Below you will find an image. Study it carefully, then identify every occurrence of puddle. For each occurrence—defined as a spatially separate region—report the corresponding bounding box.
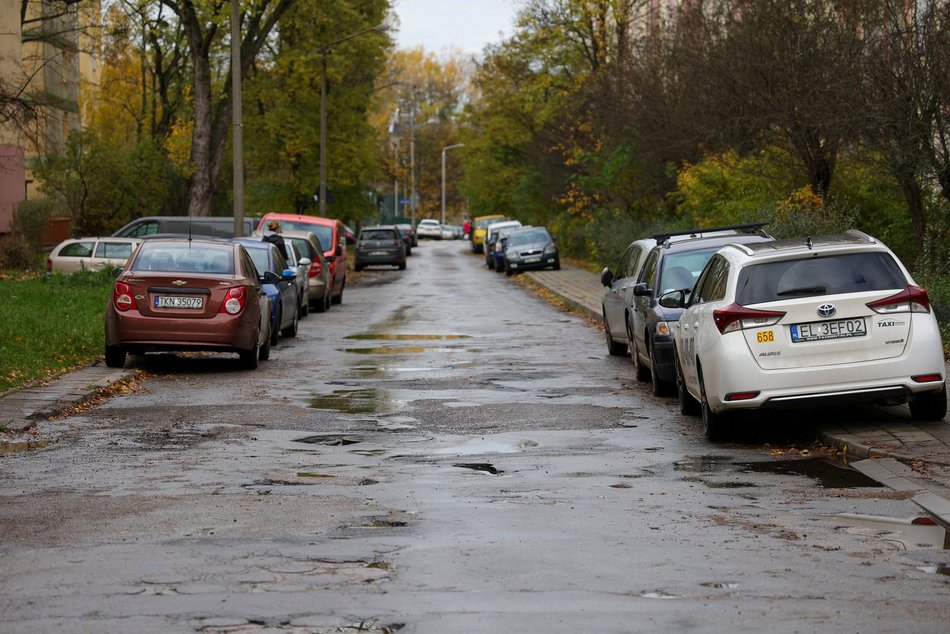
[682,476,757,489]
[0,439,49,453]
[639,591,680,600]
[610,483,633,489]
[295,435,362,446]
[825,513,949,551]
[917,564,950,576]
[350,449,387,456]
[454,463,503,475]
[309,388,390,414]
[296,472,336,478]
[436,438,536,455]
[701,581,740,589]
[674,455,734,473]
[345,333,471,341]
[738,458,878,488]
[343,347,452,355]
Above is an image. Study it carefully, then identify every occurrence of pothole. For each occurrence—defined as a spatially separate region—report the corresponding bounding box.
[454,463,504,475]
[295,435,362,446]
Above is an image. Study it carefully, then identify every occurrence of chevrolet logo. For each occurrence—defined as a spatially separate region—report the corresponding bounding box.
[172,280,189,287]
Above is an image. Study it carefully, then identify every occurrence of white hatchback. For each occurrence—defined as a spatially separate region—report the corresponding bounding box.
[416,219,443,239]
[47,237,142,274]
[665,231,946,439]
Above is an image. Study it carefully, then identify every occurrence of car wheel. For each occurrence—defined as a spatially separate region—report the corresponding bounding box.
[675,350,699,416]
[650,341,672,397]
[505,262,513,276]
[282,305,298,337]
[258,326,271,361]
[909,383,947,421]
[355,264,364,272]
[332,280,344,305]
[699,367,726,441]
[399,261,406,270]
[301,295,309,317]
[406,247,412,256]
[270,309,280,346]
[239,341,260,370]
[104,344,126,368]
[628,320,649,382]
[314,290,328,313]
[604,311,628,356]
[553,257,561,270]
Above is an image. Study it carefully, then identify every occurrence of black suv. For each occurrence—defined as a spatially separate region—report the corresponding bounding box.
[628,224,772,395]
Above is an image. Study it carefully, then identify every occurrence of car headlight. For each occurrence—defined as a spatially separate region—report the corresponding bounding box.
[544,244,557,255]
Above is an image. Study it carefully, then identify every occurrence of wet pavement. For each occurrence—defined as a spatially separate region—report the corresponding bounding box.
[1,241,949,633]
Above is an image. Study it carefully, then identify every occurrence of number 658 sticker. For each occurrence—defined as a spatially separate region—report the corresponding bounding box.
[756,330,775,343]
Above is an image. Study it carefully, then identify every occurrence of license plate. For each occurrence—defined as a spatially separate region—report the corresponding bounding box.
[790,318,866,343]
[155,295,203,309]
[371,251,387,256]
[524,257,541,264]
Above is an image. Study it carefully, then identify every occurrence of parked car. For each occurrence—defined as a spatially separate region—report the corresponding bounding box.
[440,224,456,240]
[281,230,332,313]
[47,237,141,273]
[502,226,559,275]
[103,238,270,370]
[234,239,299,345]
[395,224,415,254]
[626,223,772,396]
[484,220,522,269]
[416,218,443,240]
[354,225,407,271]
[471,214,506,253]
[236,238,309,320]
[665,230,947,439]
[256,214,347,305]
[112,216,257,238]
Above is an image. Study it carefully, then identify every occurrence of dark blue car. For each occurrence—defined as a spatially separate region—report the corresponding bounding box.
[231,239,299,345]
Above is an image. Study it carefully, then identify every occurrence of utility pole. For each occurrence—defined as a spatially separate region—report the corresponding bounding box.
[231,0,244,236]
[441,144,465,224]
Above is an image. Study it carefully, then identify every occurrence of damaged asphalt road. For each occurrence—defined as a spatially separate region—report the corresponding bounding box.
[1,240,948,633]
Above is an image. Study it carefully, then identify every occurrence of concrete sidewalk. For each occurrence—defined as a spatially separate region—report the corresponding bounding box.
[525,262,950,489]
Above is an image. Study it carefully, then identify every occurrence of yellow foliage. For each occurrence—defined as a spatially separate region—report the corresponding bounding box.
[167,119,194,178]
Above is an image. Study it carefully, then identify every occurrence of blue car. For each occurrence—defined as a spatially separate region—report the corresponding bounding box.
[231,239,299,346]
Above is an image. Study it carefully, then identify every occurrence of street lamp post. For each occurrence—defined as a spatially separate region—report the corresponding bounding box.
[441,143,465,225]
[318,23,387,216]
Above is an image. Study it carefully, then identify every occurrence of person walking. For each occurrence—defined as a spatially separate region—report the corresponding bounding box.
[262,220,286,252]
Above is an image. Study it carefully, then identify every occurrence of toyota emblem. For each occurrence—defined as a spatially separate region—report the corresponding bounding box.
[817,303,836,317]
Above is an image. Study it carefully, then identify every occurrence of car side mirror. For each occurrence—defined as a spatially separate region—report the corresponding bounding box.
[335,244,343,257]
[600,267,614,287]
[658,289,687,309]
[281,268,296,280]
[111,266,124,278]
[262,270,280,283]
[633,283,652,297]
[299,257,312,267]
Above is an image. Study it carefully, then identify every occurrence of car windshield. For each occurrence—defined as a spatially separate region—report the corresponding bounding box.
[736,252,907,305]
[289,238,313,259]
[133,243,234,274]
[657,247,719,294]
[508,229,550,247]
[275,221,332,251]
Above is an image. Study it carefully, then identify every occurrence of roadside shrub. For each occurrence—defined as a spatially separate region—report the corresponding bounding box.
[0,198,62,270]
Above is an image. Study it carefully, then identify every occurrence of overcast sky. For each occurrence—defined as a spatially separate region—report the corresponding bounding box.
[393,0,522,55]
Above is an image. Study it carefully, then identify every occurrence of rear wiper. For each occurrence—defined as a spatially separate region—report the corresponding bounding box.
[777,286,827,296]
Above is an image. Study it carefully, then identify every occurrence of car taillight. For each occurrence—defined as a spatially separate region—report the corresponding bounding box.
[309,261,322,277]
[113,282,136,312]
[46,258,52,272]
[866,285,931,314]
[219,286,246,315]
[713,303,786,334]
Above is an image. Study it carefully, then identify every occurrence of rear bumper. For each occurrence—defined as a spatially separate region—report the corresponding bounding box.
[105,306,259,352]
[355,250,405,266]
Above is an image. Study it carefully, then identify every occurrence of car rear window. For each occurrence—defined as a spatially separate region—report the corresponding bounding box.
[360,229,397,241]
[133,243,234,274]
[736,252,907,305]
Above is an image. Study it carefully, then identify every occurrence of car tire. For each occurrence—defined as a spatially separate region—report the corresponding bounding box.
[239,341,260,370]
[699,367,726,441]
[301,295,309,317]
[650,341,672,397]
[270,309,280,346]
[628,321,649,382]
[355,264,364,272]
[675,350,699,416]
[332,280,344,305]
[399,261,406,270]
[909,384,947,421]
[604,311,628,356]
[258,327,271,361]
[104,344,126,368]
[553,257,561,270]
[505,262,513,276]
[314,290,328,313]
[282,306,298,337]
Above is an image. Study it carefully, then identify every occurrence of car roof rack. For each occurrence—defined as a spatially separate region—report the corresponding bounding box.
[651,222,769,245]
